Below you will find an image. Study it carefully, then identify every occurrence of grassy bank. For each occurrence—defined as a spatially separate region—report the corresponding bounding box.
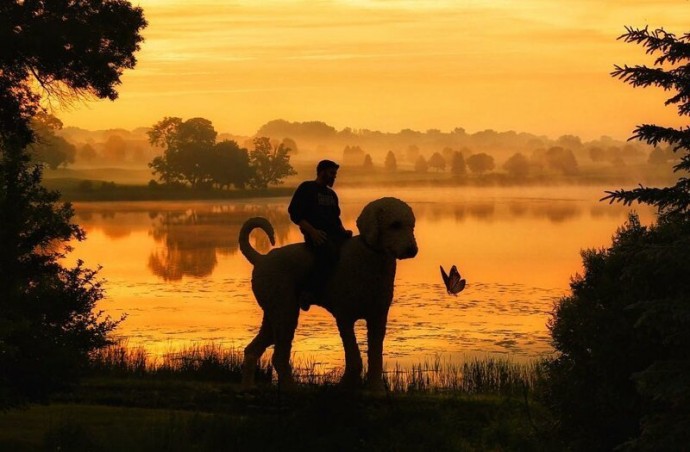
[0,344,557,451]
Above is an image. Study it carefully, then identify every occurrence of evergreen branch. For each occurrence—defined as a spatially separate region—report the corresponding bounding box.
[611,65,677,90]
[602,180,690,215]
[631,124,690,151]
[618,26,690,65]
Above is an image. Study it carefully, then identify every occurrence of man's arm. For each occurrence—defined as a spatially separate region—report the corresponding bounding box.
[298,219,328,245]
[288,183,328,245]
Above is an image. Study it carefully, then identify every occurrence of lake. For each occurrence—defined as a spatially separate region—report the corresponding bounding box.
[69,185,655,369]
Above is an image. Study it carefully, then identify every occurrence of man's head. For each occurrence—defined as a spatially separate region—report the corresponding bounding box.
[316,159,339,187]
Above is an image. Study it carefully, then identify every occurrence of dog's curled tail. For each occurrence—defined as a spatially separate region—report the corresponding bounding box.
[239,217,275,265]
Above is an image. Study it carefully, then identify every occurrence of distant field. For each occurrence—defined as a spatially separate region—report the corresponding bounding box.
[40,162,677,203]
[44,167,154,185]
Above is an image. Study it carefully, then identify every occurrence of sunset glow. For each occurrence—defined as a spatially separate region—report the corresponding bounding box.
[58,0,689,140]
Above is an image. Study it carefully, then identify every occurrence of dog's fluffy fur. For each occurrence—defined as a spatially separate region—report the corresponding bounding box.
[239,197,418,390]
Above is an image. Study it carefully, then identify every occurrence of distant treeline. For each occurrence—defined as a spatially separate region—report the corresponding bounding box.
[33,115,678,187]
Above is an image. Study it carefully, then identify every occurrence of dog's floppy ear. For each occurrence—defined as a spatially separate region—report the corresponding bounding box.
[357,201,381,247]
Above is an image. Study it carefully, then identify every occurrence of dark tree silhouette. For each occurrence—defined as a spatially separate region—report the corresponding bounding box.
[427,152,446,172]
[210,140,252,189]
[414,155,428,173]
[384,150,397,171]
[363,153,374,169]
[503,152,530,179]
[0,0,146,403]
[28,113,76,169]
[466,152,495,175]
[544,146,578,175]
[544,26,690,450]
[148,117,217,188]
[604,26,690,215]
[248,137,296,189]
[450,151,467,178]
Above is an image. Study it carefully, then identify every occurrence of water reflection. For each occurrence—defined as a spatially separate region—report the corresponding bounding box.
[146,205,293,280]
[69,188,655,366]
[74,196,645,282]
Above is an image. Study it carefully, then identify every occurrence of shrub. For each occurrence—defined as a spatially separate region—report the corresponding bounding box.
[543,213,690,450]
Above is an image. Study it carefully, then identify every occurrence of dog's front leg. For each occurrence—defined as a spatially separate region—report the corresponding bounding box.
[365,313,388,393]
[337,318,363,388]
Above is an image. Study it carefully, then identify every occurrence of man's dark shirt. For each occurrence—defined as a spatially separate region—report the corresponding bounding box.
[288,181,345,245]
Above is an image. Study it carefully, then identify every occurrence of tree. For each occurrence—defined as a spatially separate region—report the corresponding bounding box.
[545,26,690,450]
[78,143,98,164]
[384,150,397,171]
[27,113,76,169]
[1,1,146,148]
[604,27,690,215]
[466,152,495,175]
[405,145,420,163]
[102,134,127,164]
[427,152,446,172]
[503,152,530,179]
[648,146,674,165]
[450,151,467,178]
[148,117,217,188]
[589,146,607,162]
[545,214,690,450]
[281,137,299,155]
[556,134,582,149]
[544,146,578,175]
[248,137,296,189]
[343,145,365,165]
[414,155,428,173]
[209,140,252,189]
[363,153,374,170]
[1,0,146,403]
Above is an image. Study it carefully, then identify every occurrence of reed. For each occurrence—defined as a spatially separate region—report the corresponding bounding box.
[88,343,540,395]
[88,342,274,383]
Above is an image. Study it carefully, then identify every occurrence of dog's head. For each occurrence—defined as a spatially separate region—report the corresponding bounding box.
[356,197,418,259]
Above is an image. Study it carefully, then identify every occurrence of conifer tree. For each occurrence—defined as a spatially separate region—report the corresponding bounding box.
[545,26,690,450]
[604,27,690,216]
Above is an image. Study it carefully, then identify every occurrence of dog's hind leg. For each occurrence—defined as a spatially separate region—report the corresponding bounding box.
[271,307,299,390]
[242,314,274,389]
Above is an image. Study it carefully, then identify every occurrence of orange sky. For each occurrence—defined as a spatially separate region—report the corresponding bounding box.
[58,0,689,140]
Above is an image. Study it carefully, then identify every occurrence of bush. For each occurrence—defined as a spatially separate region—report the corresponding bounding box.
[543,213,690,450]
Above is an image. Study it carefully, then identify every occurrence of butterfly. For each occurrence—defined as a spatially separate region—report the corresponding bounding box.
[440,265,466,296]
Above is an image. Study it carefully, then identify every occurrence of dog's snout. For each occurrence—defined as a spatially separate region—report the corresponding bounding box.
[404,244,418,259]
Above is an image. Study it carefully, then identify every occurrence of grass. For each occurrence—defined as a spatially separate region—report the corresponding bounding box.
[87,343,540,396]
[0,343,557,450]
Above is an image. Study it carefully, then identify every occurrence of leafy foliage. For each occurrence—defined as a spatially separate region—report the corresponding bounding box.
[248,137,296,189]
[28,113,76,169]
[544,146,578,175]
[450,151,467,178]
[427,152,446,171]
[384,150,397,171]
[466,152,495,175]
[0,0,146,403]
[148,118,294,190]
[544,26,690,451]
[544,214,690,450]
[148,117,218,187]
[0,0,146,148]
[604,27,690,215]
[503,152,530,179]
[0,142,121,404]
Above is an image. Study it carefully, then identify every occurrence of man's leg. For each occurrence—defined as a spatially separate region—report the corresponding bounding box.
[299,240,337,311]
